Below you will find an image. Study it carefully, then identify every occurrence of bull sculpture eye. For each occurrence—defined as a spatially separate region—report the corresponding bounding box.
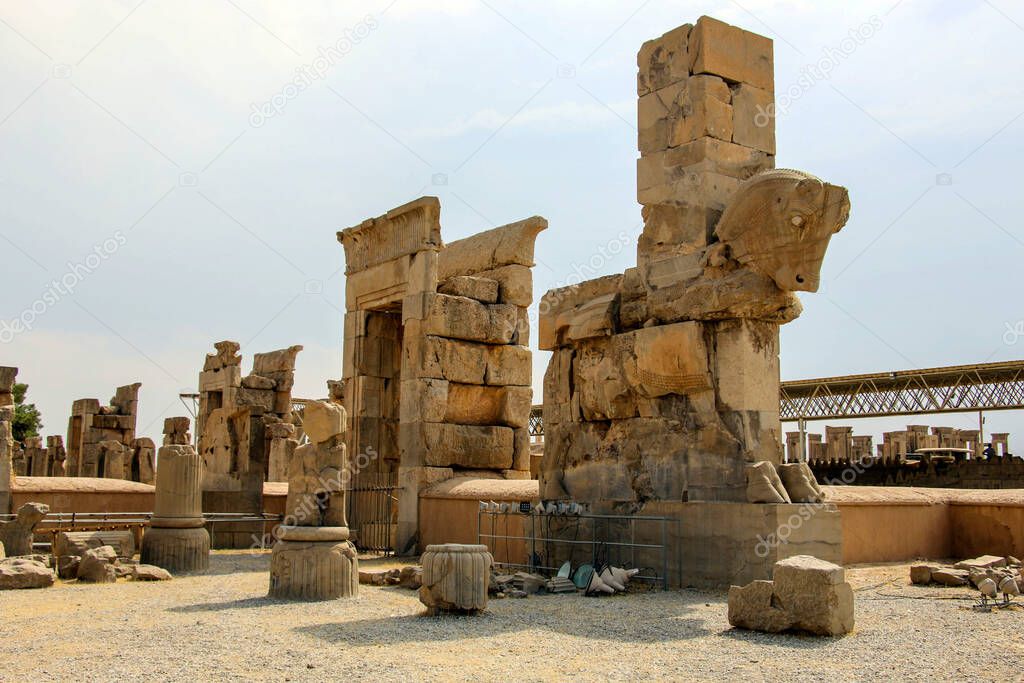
[790,214,805,228]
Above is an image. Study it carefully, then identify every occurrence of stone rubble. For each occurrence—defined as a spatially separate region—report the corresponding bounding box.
[728,555,854,636]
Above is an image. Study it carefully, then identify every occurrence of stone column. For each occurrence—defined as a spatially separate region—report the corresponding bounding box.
[141,417,210,573]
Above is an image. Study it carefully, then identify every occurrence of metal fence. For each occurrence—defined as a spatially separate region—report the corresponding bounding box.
[347,472,398,554]
[477,507,670,589]
[1,511,283,551]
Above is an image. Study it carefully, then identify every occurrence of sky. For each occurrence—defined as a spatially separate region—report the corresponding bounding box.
[1,0,1022,448]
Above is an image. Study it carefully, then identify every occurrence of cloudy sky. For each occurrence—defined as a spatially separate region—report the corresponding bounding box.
[1,0,1022,448]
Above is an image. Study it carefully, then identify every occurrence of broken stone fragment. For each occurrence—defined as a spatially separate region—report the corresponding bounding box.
[954,555,1007,571]
[133,564,173,581]
[241,374,276,390]
[910,564,940,585]
[931,569,970,587]
[728,555,853,636]
[777,462,824,503]
[688,15,774,92]
[302,400,347,444]
[77,546,119,583]
[0,502,49,557]
[745,461,790,504]
[0,557,54,590]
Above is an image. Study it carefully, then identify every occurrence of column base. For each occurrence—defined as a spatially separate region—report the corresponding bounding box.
[269,538,359,600]
[140,525,211,574]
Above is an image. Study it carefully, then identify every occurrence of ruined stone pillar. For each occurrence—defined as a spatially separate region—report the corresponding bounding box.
[269,399,358,600]
[0,367,16,514]
[140,417,210,573]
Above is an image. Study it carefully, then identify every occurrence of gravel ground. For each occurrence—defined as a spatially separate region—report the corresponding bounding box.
[1,552,1021,682]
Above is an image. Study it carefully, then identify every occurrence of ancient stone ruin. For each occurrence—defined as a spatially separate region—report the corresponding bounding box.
[140,417,210,573]
[197,341,302,529]
[65,383,141,479]
[537,16,850,586]
[338,197,544,550]
[0,502,49,557]
[728,555,854,636]
[419,543,492,614]
[269,397,358,600]
[0,367,16,512]
[45,435,67,477]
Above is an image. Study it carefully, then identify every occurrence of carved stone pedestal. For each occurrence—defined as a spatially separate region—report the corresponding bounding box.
[419,543,492,615]
[141,524,211,573]
[268,526,358,600]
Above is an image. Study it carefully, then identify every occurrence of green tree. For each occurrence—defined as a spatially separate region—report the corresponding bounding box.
[12,382,43,443]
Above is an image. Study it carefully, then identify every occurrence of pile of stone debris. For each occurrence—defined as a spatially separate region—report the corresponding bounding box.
[358,566,423,590]
[911,555,1022,592]
[0,512,173,590]
[490,566,642,599]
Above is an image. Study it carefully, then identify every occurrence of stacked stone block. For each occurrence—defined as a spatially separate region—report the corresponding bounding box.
[25,437,46,476]
[540,17,849,507]
[197,341,302,525]
[64,383,141,479]
[338,196,545,551]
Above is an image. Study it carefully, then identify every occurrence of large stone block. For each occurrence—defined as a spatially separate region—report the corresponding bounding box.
[399,379,449,424]
[539,275,622,350]
[688,15,774,91]
[483,345,531,386]
[438,275,499,303]
[420,423,514,469]
[641,501,844,588]
[471,264,533,306]
[303,400,347,444]
[670,75,733,146]
[729,556,854,636]
[412,336,487,385]
[0,558,54,590]
[637,23,692,95]
[731,83,775,153]
[424,294,517,345]
[638,79,686,152]
[627,322,713,397]
[713,319,779,412]
[437,216,547,280]
[444,384,532,428]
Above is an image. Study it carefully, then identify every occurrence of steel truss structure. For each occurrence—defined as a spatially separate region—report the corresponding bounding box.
[527,361,1024,433]
[780,360,1024,421]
